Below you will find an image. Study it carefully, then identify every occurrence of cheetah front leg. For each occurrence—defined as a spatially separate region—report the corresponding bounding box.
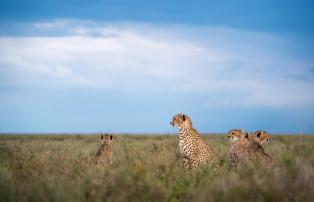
[229,152,238,170]
[183,157,191,172]
[190,157,199,170]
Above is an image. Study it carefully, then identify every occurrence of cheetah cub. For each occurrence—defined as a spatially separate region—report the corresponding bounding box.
[96,133,113,166]
[245,130,270,145]
[228,129,272,169]
[228,129,248,169]
[170,113,217,171]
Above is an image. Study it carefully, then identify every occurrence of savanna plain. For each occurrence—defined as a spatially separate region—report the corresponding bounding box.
[0,134,313,202]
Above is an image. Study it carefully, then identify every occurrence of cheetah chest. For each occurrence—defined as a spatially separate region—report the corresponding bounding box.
[179,139,190,157]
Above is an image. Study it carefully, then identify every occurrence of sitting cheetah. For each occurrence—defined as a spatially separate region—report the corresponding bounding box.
[96,133,113,166]
[170,113,217,171]
[228,129,248,169]
[245,130,270,145]
[228,129,272,169]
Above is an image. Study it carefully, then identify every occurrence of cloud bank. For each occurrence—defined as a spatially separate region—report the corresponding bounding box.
[0,19,313,108]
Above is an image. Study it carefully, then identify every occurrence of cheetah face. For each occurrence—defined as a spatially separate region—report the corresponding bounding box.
[170,113,188,128]
[228,129,243,142]
[255,130,270,144]
[100,133,113,145]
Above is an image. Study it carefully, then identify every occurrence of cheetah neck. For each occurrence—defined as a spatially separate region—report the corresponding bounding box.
[96,143,112,157]
[179,123,197,139]
[100,143,111,152]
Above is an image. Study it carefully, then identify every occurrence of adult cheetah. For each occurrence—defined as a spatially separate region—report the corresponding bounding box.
[228,129,272,169]
[96,133,113,166]
[170,113,217,171]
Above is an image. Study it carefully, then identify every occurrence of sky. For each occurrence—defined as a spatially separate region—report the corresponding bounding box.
[0,0,313,134]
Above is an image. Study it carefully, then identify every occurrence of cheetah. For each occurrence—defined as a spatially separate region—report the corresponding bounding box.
[245,130,270,145]
[96,133,113,166]
[170,113,217,171]
[228,129,272,169]
[228,129,248,169]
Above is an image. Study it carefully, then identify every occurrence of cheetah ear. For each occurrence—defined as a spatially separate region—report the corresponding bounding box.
[255,131,261,138]
[182,114,186,122]
[110,135,113,140]
[245,133,248,138]
[101,134,103,139]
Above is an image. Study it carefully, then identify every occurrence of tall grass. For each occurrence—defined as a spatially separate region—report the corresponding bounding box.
[0,134,313,202]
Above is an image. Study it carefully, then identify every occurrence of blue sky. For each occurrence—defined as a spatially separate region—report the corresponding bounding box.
[0,1,314,133]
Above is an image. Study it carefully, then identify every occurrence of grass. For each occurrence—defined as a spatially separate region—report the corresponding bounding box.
[0,134,314,202]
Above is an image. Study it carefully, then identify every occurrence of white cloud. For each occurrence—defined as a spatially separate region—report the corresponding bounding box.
[0,20,313,107]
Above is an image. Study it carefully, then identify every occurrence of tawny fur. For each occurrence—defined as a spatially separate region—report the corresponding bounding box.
[96,134,113,166]
[245,130,270,145]
[228,129,272,169]
[170,113,217,171]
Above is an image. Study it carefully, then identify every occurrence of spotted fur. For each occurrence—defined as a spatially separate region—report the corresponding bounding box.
[228,129,248,169]
[96,133,113,166]
[245,130,270,145]
[228,129,272,169]
[170,113,217,171]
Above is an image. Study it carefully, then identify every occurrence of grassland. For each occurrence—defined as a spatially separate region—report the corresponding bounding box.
[0,134,313,202]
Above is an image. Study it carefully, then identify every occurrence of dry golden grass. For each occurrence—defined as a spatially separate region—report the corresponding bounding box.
[0,134,314,202]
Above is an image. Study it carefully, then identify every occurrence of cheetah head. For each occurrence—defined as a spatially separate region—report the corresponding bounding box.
[170,113,191,128]
[228,129,244,142]
[100,133,113,145]
[254,130,270,144]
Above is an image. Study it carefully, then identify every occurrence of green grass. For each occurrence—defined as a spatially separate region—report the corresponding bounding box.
[0,134,314,202]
